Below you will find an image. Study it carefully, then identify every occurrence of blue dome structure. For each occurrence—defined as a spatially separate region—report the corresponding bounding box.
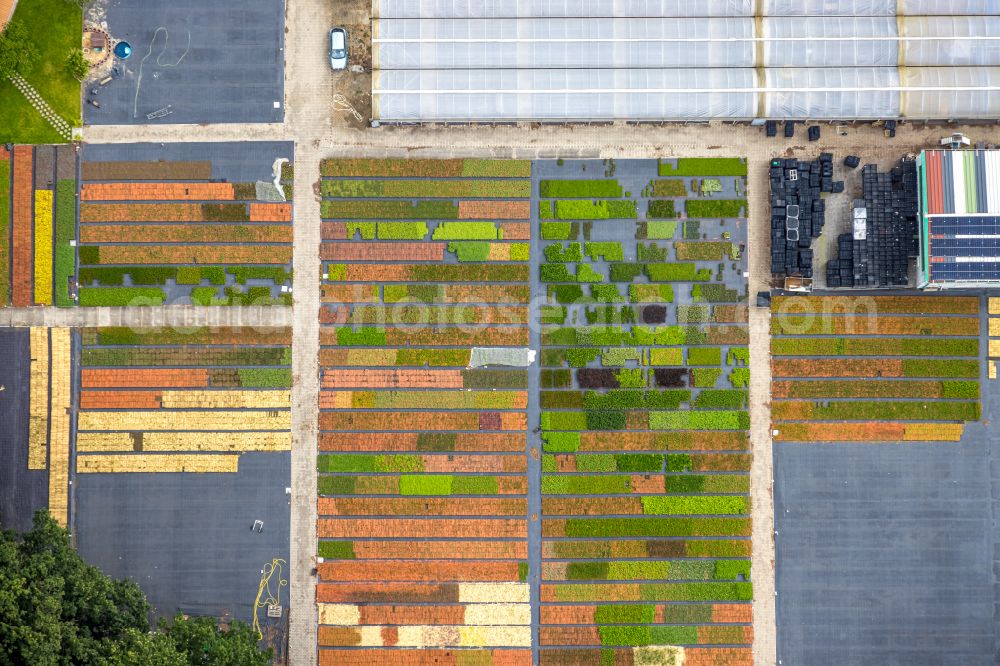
[114,41,132,59]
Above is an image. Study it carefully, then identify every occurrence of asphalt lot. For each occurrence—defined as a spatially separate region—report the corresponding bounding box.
[74,452,291,623]
[0,329,48,533]
[81,141,293,183]
[85,0,284,125]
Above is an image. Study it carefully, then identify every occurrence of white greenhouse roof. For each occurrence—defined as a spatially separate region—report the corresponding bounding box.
[371,2,1000,122]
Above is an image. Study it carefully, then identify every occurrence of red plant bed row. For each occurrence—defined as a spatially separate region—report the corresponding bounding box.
[772,358,903,378]
[318,560,522,583]
[321,242,445,262]
[249,203,292,221]
[318,518,528,539]
[775,421,964,442]
[80,390,163,409]
[318,432,525,452]
[81,368,210,389]
[320,411,528,432]
[11,146,33,307]
[457,200,531,219]
[81,182,235,201]
[322,369,465,389]
[318,497,527,516]
[80,224,293,243]
[318,649,530,666]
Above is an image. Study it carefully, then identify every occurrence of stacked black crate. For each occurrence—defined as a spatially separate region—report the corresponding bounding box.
[769,154,837,279]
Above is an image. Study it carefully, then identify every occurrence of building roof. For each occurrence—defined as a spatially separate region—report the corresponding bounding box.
[919,149,1000,285]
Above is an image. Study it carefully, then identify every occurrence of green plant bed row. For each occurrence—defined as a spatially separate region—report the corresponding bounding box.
[644,221,678,240]
[544,324,721,347]
[319,158,531,178]
[692,284,743,303]
[540,222,580,240]
[553,581,753,603]
[651,180,688,197]
[563,558,748,583]
[318,454,426,474]
[776,379,979,399]
[770,337,980,357]
[640,495,747,516]
[542,262,713,284]
[54,179,76,307]
[78,287,166,306]
[649,410,749,430]
[447,241,529,262]
[320,179,530,198]
[675,242,736,261]
[628,284,675,302]
[538,389,693,411]
[540,179,622,198]
[902,359,979,378]
[686,199,746,218]
[559,517,751,538]
[772,400,980,422]
[687,347,722,366]
[555,200,637,220]
[237,368,292,387]
[321,200,458,220]
[541,452,695,473]
[317,474,501,496]
[82,346,289,367]
[659,158,747,177]
[648,200,677,219]
[191,286,291,307]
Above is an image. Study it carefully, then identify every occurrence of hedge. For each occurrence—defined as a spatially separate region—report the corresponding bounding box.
[650,410,747,430]
[448,242,491,261]
[902,359,979,378]
[629,284,674,303]
[237,368,292,387]
[555,200,637,220]
[610,263,644,282]
[591,285,624,302]
[78,287,165,306]
[541,222,575,240]
[694,390,748,409]
[585,242,624,262]
[541,475,632,494]
[641,496,747,515]
[595,605,655,625]
[637,243,668,262]
[645,263,712,282]
[540,179,622,198]
[318,541,356,559]
[399,475,454,495]
[659,158,747,177]
[432,222,500,240]
[648,200,676,218]
[652,179,688,197]
[650,348,684,365]
[545,243,583,263]
[377,221,429,240]
[321,200,458,219]
[729,368,750,388]
[686,199,746,218]
[687,348,722,366]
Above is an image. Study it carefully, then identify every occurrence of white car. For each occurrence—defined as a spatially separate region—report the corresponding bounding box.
[329,27,348,70]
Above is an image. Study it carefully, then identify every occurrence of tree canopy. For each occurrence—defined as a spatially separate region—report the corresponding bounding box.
[0,20,38,78]
[0,511,272,666]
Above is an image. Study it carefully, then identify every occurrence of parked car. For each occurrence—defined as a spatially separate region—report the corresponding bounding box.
[329,27,348,70]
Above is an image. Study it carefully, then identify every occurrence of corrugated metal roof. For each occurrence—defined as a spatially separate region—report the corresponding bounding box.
[921,149,1000,216]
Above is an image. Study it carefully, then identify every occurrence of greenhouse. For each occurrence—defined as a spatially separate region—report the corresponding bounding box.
[371,1,1000,122]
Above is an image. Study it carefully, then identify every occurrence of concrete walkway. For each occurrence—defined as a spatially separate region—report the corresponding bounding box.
[0,305,292,328]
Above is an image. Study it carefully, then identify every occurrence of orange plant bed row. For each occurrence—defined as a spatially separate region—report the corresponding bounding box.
[318,649,530,666]
[539,603,751,625]
[80,224,293,244]
[772,294,979,315]
[319,432,525,452]
[81,203,234,222]
[91,245,293,265]
[11,146,33,307]
[81,368,210,389]
[774,421,964,442]
[332,541,529,560]
[772,358,902,378]
[318,518,528,539]
[319,560,523,583]
[318,497,527,516]
[577,431,749,452]
[321,242,445,262]
[249,203,292,221]
[80,390,163,409]
[773,315,979,336]
[458,200,531,220]
[81,182,235,201]
[550,453,750,473]
[319,411,528,433]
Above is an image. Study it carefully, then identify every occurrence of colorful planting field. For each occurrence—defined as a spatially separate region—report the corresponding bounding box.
[75,142,294,306]
[0,145,79,306]
[771,295,982,443]
[75,326,292,473]
[316,156,752,665]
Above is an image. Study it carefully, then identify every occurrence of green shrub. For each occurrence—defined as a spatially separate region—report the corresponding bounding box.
[539,201,553,219]
[942,381,979,399]
[615,369,645,388]
[598,626,650,647]
[542,432,580,452]
[555,200,637,220]
[649,410,747,430]
[585,242,624,261]
[687,348,722,366]
[610,263,644,282]
[652,180,688,197]
[615,454,663,472]
[541,475,631,494]
[510,243,530,261]
[648,200,676,218]
[238,368,292,387]
[676,242,734,261]
[54,180,76,307]
[432,222,499,240]
[227,267,289,284]
[318,541,356,559]
[649,348,684,365]
[601,348,642,366]
[346,221,376,239]
[701,178,723,194]
[729,368,750,388]
[590,285,623,302]
[677,305,711,323]
[585,410,627,430]
[649,627,699,644]
[659,158,747,177]
[545,243,583,263]
[335,328,387,346]
[645,263,712,282]
[713,560,751,581]
[399,475,453,495]
[191,287,218,305]
[728,348,750,365]
[540,305,567,324]
[79,246,100,264]
[551,284,584,304]
[629,284,674,303]
[694,389,748,408]
[902,359,979,378]
[692,368,724,388]
[448,242,491,261]
[566,348,601,367]
[451,476,499,494]
[637,243,668,261]
[686,199,746,218]
[683,220,701,239]
[562,517,749,538]
[78,288,165,306]
[595,605,655,624]
[541,264,574,282]
[378,222,429,240]
[540,222,573,240]
[576,264,605,283]
[540,179,622,198]
[646,221,677,240]
[641,496,747,515]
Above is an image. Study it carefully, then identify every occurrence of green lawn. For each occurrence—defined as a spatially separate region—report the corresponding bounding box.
[0,0,82,144]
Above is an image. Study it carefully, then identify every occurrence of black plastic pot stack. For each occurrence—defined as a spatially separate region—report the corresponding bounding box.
[824,159,919,288]
[769,153,839,278]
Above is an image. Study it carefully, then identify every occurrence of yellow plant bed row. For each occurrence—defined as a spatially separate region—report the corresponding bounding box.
[317,603,530,627]
[320,625,532,648]
[457,583,530,604]
[327,390,527,410]
[78,410,291,431]
[989,339,1000,357]
[991,360,997,380]
[159,390,291,409]
[990,298,1000,315]
[77,431,291,453]
[33,190,53,305]
[76,454,240,473]
[902,423,965,441]
[990,319,1000,337]
[28,328,49,470]
[47,329,72,526]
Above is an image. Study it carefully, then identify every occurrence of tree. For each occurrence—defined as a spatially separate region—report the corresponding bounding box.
[0,20,38,78]
[0,511,272,665]
[66,48,89,81]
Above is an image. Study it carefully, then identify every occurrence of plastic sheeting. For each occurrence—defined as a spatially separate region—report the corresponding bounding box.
[374,67,1000,121]
[375,0,1000,18]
